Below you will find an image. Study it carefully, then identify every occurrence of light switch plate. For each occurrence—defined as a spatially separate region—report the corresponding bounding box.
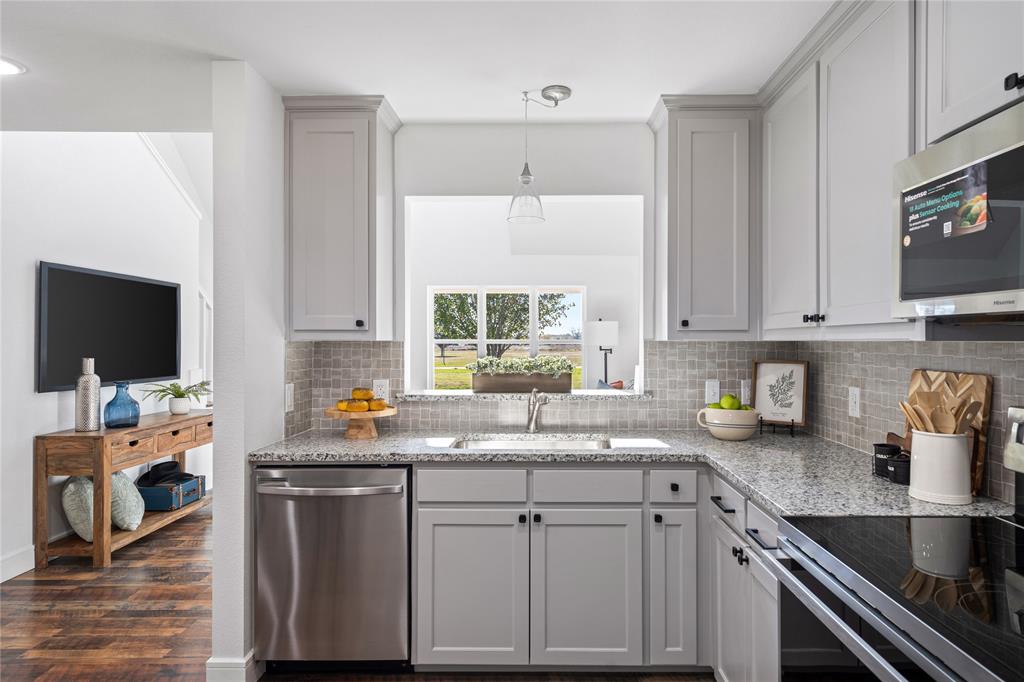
[373,379,390,401]
[740,379,751,406]
[705,380,720,405]
[285,383,295,413]
[848,386,861,418]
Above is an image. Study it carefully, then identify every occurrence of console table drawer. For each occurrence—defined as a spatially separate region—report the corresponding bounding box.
[112,436,155,459]
[157,426,195,453]
[195,420,214,445]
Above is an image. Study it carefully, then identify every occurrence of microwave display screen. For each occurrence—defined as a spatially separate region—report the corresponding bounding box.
[900,142,1024,301]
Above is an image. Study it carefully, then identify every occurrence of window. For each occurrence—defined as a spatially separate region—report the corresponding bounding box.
[431,287,584,390]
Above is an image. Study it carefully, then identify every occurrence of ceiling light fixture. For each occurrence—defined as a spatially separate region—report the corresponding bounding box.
[507,84,572,224]
[0,57,27,76]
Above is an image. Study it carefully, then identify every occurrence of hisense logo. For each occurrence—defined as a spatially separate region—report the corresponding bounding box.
[992,299,1016,306]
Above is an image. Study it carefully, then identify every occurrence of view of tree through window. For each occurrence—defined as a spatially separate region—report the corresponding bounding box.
[432,288,583,390]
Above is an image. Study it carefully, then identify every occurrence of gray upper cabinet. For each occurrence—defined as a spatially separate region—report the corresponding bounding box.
[818,0,912,328]
[285,97,400,340]
[762,65,819,332]
[925,0,1024,143]
[671,115,751,332]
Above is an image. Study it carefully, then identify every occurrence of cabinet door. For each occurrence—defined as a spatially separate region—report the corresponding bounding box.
[671,117,750,331]
[818,1,912,327]
[926,0,1024,142]
[530,508,642,665]
[714,517,750,682]
[762,66,819,331]
[748,550,780,682]
[416,509,529,664]
[290,114,370,331]
[649,509,697,665]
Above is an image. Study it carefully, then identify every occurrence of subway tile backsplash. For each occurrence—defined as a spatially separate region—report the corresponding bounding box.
[284,339,1024,503]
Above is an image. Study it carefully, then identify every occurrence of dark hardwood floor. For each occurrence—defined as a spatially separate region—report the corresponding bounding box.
[2,506,711,681]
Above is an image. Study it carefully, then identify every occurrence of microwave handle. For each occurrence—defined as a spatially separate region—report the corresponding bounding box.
[770,537,961,682]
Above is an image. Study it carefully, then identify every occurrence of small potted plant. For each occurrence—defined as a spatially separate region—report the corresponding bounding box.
[466,356,574,393]
[142,381,211,415]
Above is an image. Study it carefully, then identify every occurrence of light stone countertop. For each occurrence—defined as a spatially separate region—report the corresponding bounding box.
[249,430,1015,518]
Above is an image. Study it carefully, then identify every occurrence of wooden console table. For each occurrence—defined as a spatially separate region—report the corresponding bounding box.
[34,410,213,568]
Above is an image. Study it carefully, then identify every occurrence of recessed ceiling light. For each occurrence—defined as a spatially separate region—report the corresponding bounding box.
[0,58,28,76]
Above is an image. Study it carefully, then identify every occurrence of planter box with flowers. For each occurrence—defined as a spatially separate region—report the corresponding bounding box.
[466,356,574,393]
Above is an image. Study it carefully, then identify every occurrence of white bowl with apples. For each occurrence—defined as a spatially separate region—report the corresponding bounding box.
[697,394,759,441]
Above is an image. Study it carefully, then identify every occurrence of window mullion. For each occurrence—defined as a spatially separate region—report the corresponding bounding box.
[477,287,486,357]
[529,287,538,357]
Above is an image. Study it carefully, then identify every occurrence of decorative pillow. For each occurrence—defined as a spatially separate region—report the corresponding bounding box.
[111,471,144,531]
[61,476,94,542]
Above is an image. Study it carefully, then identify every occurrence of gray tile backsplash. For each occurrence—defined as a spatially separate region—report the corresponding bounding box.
[283,339,1024,502]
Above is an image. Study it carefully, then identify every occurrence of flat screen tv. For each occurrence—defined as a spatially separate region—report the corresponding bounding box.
[37,262,180,392]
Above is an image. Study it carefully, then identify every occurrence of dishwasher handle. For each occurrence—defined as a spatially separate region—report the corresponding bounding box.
[256,482,404,497]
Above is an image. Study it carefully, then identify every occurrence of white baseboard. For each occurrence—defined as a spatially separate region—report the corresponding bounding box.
[1,529,75,583]
[206,650,264,682]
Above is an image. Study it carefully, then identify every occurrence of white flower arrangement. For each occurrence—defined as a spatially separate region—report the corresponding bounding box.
[466,355,574,378]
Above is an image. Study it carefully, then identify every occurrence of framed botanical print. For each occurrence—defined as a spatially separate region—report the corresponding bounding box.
[752,360,808,426]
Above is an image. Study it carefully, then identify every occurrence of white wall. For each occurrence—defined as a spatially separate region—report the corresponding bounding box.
[395,123,655,339]
[407,196,643,391]
[0,131,211,581]
[208,61,284,682]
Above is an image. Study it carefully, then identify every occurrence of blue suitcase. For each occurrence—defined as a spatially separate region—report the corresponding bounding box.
[138,475,206,511]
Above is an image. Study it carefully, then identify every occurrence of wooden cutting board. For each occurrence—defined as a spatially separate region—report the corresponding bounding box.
[905,369,992,495]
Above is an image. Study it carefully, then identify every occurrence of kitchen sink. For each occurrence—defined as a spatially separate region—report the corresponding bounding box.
[450,437,612,450]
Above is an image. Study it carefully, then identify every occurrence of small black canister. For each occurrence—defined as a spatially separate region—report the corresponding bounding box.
[873,443,901,478]
[887,454,911,485]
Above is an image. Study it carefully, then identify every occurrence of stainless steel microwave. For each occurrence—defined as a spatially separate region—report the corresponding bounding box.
[893,102,1024,319]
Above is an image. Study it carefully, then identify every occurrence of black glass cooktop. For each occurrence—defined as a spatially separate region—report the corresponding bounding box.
[784,515,1024,682]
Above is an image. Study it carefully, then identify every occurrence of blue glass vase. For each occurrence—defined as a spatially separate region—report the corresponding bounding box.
[104,381,140,428]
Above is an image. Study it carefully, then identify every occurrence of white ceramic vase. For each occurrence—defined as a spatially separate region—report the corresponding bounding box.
[168,397,192,415]
[909,430,972,505]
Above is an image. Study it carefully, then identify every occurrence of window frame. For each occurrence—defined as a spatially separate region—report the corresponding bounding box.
[429,285,586,390]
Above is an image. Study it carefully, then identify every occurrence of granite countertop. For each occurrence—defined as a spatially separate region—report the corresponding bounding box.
[249,430,1015,518]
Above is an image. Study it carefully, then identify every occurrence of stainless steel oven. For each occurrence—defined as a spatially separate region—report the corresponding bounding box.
[763,516,1024,682]
[892,102,1024,319]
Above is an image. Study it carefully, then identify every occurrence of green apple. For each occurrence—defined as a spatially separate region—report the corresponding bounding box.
[707,402,723,409]
[720,394,741,410]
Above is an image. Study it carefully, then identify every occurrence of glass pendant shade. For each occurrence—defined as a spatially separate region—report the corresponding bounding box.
[508,163,544,224]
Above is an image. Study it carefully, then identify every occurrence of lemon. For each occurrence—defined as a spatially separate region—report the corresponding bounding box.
[720,394,741,410]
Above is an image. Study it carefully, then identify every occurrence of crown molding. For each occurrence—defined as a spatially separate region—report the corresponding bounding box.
[283,95,402,127]
[757,0,871,108]
[648,94,760,130]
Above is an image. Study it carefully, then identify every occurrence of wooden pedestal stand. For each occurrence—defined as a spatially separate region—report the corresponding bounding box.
[323,406,398,439]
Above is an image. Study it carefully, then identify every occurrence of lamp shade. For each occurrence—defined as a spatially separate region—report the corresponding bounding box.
[584,320,619,347]
[508,163,544,224]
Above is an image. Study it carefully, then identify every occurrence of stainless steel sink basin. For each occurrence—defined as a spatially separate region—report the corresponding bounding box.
[450,435,612,450]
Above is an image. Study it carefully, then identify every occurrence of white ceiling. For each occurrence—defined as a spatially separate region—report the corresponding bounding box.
[2,1,833,123]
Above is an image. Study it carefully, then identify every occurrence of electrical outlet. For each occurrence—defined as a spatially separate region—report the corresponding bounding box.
[373,379,390,401]
[848,386,861,418]
[285,383,295,413]
[740,379,751,406]
[705,379,721,405]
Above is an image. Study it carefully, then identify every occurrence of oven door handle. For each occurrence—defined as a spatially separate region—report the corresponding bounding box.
[761,540,907,682]
[770,537,961,682]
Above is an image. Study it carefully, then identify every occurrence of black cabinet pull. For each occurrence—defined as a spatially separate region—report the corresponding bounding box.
[745,528,777,551]
[654,513,663,524]
[533,513,542,523]
[710,495,736,514]
[1006,72,1023,91]
[355,319,365,328]
[731,546,741,557]
[680,319,689,327]
[170,429,180,437]
[670,482,680,492]
[802,314,812,323]
[128,439,139,447]
[737,550,750,566]
[518,514,527,524]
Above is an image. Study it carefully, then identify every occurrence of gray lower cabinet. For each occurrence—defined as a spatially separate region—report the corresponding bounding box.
[529,508,643,665]
[416,509,529,664]
[714,516,750,682]
[649,508,697,664]
[748,549,780,682]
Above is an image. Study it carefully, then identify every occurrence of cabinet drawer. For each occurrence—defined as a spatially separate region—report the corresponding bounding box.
[417,469,526,503]
[195,420,214,444]
[710,475,746,533]
[111,436,155,460]
[533,469,643,503]
[650,469,697,503]
[745,501,779,551]
[157,426,195,453]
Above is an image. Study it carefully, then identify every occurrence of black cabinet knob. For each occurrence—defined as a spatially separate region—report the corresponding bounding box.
[654,513,663,524]
[518,514,527,524]
[533,513,542,523]
[1005,72,1023,91]
[680,319,689,327]
[670,482,680,492]
[355,319,365,328]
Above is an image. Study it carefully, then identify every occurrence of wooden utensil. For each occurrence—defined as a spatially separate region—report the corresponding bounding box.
[913,404,936,432]
[931,408,957,434]
[900,402,924,431]
[957,401,982,434]
[915,391,942,412]
[886,431,909,452]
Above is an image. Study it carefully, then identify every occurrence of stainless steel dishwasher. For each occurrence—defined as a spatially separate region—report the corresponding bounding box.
[254,466,409,662]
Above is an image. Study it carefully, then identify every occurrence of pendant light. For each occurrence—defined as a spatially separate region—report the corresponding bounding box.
[507,85,572,224]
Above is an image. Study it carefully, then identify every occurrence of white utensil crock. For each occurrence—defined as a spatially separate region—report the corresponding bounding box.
[909,430,972,505]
